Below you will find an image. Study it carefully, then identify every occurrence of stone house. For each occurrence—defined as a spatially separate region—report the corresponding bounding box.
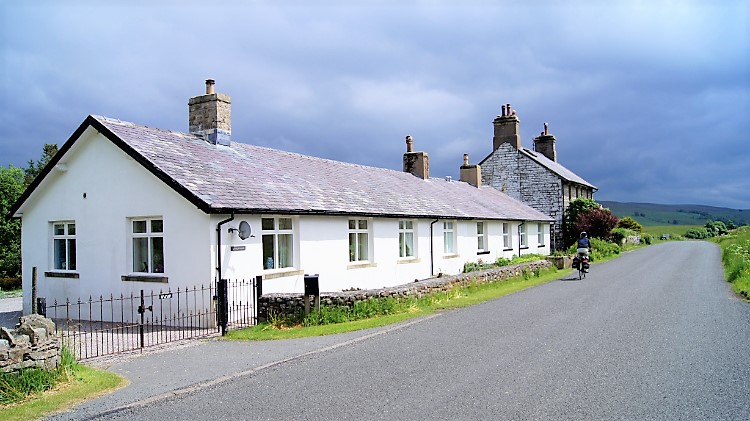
[479,104,597,249]
[9,81,553,317]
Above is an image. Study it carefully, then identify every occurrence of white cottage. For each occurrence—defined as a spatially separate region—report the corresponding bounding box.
[10,80,552,315]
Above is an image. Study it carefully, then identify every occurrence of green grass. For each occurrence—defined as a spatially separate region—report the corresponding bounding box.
[713,226,750,300]
[0,350,125,421]
[226,267,565,341]
[642,225,702,240]
[0,288,22,299]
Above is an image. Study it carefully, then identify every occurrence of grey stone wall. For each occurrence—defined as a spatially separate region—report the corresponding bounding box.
[1,314,62,373]
[258,260,553,322]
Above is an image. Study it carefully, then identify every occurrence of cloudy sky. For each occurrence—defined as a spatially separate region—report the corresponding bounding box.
[2,0,748,209]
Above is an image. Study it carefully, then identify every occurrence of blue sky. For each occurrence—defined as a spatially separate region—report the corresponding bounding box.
[2,0,748,208]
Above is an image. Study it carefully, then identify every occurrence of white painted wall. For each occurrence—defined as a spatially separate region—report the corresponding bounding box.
[19,128,212,314]
[220,215,551,294]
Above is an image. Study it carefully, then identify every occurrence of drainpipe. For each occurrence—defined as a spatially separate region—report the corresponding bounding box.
[430,219,439,276]
[518,222,525,256]
[216,213,235,282]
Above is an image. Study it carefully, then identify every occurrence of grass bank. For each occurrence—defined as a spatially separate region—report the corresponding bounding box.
[0,349,124,421]
[227,266,565,341]
[713,226,750,300]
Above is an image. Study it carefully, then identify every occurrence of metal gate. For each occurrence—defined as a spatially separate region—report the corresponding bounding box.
[46,277,259,361]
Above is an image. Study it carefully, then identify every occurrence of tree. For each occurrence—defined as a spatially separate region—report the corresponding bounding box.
[616,216,643,233]
[564,198,600,246]
[704,221,728,237]
[575,207,619,240]
[0,166,24,278]
[23,143,58,186]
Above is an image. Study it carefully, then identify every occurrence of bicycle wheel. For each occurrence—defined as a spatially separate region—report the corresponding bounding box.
[579,267,585,280]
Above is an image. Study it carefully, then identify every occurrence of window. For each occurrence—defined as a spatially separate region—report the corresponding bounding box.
[132,218,164,273]
[537,223,545,246]
[443,221,456,254]
[52,222,76,270]
[477,222,487,252]
[520,224,527,248]
[262,217,294,269]
[349,219,370,262]
[399,220,415,258]
[502,223,511,250]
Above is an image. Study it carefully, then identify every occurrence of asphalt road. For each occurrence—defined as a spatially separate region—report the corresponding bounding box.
[55,241,750,420]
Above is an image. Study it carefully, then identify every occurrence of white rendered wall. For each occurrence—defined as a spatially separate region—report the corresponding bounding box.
[219,215,551,294]
[19,128,212,314]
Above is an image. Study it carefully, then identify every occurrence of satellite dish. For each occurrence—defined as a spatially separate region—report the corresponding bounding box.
[237,221,252,240]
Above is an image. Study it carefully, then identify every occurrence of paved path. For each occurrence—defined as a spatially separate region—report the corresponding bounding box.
[48,242,750,420]
[0,296,22,329]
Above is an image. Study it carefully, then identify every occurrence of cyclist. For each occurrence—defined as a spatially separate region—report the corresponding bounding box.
[577,232,591,272]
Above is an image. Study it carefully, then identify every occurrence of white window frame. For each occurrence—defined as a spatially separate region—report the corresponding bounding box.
[537,223,545,246]
[399,220,416,258]
[261,216,295,270]
[520,223,528,248]
[477,221,488,253]
[130,217,164,274]
[349,218,371,262]
[502,222,511,250]
[51,221,76,271]
[443,220,457,255]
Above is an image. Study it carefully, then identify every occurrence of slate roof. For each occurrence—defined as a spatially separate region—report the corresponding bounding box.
[519,148,597,190]
[10,115,552,222]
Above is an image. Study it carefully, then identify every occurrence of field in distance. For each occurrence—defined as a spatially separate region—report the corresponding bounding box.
[599,201,749,227]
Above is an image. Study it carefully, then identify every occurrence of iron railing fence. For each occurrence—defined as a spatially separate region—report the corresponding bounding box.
[44,278,258,361]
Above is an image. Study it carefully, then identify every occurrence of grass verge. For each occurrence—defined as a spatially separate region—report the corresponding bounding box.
[0,288,22,299]
[0,351,125,421]
[226,267,566,341]
[713,226,750,300]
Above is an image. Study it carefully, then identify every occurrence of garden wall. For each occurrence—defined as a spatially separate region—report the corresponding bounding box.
[258,260,553,322]
[0,314,62,373]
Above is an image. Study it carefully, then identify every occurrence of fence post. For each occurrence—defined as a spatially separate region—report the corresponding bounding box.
[31,267,37,314]
[218,278,228,335]
[139,289,145,349]
[254,275,262,324]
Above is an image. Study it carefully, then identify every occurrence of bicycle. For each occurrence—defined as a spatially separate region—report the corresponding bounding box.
[573,250,590,280]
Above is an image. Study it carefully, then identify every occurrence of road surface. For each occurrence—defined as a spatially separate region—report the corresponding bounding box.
[53,242,750,420]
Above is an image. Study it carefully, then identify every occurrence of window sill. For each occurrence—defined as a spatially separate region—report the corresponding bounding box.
[397,258,421,264]
[443,253,460,259]
[538,244,546,247]
[503,248,514,252]
[263,269,304,280]
[347,261,377,270]
[121,274,168,283]
[477,250,491,255]
[519,246,529,250]
[45,271,79,279]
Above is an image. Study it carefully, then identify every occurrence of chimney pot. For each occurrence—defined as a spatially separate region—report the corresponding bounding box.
[206,79,215,94]
[501,105,506,117]
[544,122,548,136]
[463,153,469,166]
[405,135,414,153]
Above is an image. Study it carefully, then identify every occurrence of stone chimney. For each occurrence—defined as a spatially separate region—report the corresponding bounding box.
[492,103,521,150]
[403,135,429,180]
[533,122,557,162]
[188,79,231,146]
[460,153,481,188]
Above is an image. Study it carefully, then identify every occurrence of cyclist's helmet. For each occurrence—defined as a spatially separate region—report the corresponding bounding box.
[580,231,588,238]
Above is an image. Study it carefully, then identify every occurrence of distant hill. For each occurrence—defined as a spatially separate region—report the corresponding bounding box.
[599,201,750,227]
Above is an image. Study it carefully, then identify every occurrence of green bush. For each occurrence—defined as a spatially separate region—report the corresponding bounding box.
[610,228,636,245]
[685,228,709,239]
[642,233,653,245]
[714,227,750,299]
[569,238,620,261]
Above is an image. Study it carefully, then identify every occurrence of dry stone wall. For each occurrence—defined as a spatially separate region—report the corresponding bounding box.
[0,314,62,373]
[258,260,552,322]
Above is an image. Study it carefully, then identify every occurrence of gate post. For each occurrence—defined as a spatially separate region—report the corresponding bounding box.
[218,278,228,335]
[139,289,145,349]
[254,275,262,324]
